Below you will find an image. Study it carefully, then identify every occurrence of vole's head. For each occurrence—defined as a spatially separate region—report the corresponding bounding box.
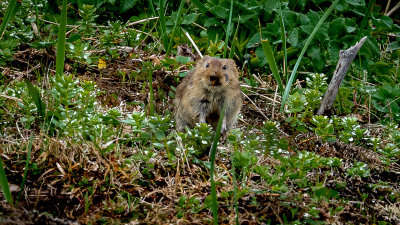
[196,56,239,88]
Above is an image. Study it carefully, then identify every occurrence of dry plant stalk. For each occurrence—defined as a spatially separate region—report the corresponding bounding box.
[317,36,367,115]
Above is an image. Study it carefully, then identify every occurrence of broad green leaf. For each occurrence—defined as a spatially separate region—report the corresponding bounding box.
[176,56,191,64]
[153,129,165,141]
[121,0,138,12]
[211,5,228,19]
[182,13,198,24]
[264,0,279,14]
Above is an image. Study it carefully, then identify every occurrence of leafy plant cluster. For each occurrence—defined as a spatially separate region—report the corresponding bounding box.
[2,70,398,223]
[1,0,400,224]
[1,0,399,123]
[285,73,400,160]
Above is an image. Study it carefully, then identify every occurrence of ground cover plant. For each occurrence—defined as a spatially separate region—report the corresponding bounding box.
[0,0,400,224]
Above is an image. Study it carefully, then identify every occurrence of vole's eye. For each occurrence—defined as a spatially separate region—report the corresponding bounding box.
[223,65,227,70]
[205,63,209,68]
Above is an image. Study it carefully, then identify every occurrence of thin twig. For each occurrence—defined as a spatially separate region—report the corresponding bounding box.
[386,1,400,16]
[246,89,280,104]
[384,0,392,15]
[272,85,279,120]
[126,17,159,27]
[242,92,269,121]
[183,29,203,58]
[40,18,109,28]
[0,94,23,102]
[193,22,207,31]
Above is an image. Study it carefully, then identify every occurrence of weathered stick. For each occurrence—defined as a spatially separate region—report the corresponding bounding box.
[317,36,367,115]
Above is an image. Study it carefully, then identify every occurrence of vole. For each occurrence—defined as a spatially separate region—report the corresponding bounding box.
[174,56,242,135]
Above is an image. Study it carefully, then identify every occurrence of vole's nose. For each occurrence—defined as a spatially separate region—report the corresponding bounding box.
[210,75,221,86]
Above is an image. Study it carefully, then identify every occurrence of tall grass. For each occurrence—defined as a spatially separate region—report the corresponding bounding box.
[144,62,155,115]
[25,79,46,121]
[0,157,13,206]
[231,146,239,225]
[228,18,240,59]
[158,0,168,52]
[16,134,34,204]
[280,0,339,112]
[261,39,283,93]
[166,0,185,56]
[55,0,68,76]
[0,0,21,40]
[0,0,22,207]
[223,0,234,58]
[209,103,227,225]
[279,4,288,81]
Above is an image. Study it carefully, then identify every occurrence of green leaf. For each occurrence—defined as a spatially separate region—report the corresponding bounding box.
[329,18,345,36]
[166,0,185,56]
[287,28,299,47]
[313,186,339,199]
[0,0,21,40]
[0,157,13,206]
[121,0,138,12]
[281,10,298,29]
[176,56,191,64]
[371,14,393,30]
[182,13,198,24]
[211,5,228,19]
[189,0,208,13]
[153,129,165,141]
[374,61,391,76]
[153,143,165,149]
[264,0,279,14]
[25,79,46,119]
[261,39,283,92]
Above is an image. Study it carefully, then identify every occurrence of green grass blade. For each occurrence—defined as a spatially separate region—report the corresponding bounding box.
[0,156,13,206]
[279,3,288,81]
[158,0,168,52]
[231,147,239,225]
[280,0,339,112]
[56,0,68,76]
[0,0,21,40]
[25,79,46,120]
[261,39,284,92]
[209,103,226,225]
[356,0,374,42]
[16,134,34,204]
[223,0,234,58]
[228,18,240,59]
[147,0,156,16]
[189,0,208,13]
[33,0,40,35]
[166,0,185,56]
[147,63,155,116]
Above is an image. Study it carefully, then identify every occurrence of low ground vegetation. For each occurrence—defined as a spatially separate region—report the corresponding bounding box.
[1,0,400,224]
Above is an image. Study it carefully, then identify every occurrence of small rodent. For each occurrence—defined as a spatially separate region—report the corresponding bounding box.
[174,56,242,134]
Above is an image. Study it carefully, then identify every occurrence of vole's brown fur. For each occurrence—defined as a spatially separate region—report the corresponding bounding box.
[174,56,242,134]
